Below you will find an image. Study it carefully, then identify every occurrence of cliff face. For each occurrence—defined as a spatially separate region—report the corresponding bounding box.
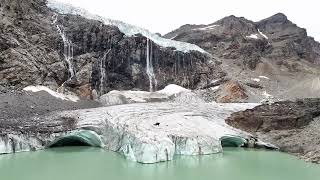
[165,13,320,102]
[0,0,224,98]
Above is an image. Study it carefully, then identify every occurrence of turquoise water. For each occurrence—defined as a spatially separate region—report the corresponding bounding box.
[0,147,319,180]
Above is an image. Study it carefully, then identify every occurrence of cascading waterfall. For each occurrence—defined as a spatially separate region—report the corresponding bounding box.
[100,49,111,95]
[146,38,157,92]
[52,14,75,80]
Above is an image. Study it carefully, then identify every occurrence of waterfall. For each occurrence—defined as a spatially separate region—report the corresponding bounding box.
[100,49,111,95]
[52,14,75,80]
[146,38,157,92]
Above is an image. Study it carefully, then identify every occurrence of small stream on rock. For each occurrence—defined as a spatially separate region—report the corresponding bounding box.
[0,147,319,180]
[52,14,76,80]
[146,38,157,92]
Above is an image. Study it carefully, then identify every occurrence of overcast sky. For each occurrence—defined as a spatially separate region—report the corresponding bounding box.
[55,0,320,42]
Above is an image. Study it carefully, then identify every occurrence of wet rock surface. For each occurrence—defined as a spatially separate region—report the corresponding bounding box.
[0,0,224,98]
[226,98,320,163]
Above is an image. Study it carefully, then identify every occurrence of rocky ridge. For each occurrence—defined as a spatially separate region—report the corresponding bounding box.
[165,13,320,102]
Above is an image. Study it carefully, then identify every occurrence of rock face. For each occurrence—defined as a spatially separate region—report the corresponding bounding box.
[215,81,248,103]
[0,0,64,89]
[0,95,264,163]
[226,98,320,163]
[165,13,320,66]
[0,0,224,98]
[165,13,320,102]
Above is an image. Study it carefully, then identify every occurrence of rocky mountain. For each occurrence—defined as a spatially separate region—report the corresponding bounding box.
[2,0,319,103]
[1,0,320,166]
[165,13,320,102]
[0,0,224,99]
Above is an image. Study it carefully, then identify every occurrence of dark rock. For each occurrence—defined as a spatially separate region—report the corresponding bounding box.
[0,0,225,98]
[226,98,320,132]
[245,82,263,89]
[225,98,320,163]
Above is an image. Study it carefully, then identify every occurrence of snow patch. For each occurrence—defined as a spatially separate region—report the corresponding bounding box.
[195,24,219,31]
[210,86,220,91]
[157,84,191,96]
[100,84,193,106]
[251,78,261,82]
[258,29,269,39]
[246,34,259,39]
[247,30,268,40]
[262,91,273,99]
[47,0,206,53]
[170,35,178,40]
[259,76,270,80]
[23,86,79,102]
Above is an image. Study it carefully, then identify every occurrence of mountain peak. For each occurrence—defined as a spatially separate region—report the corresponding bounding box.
[216,15,253,25]
[219,15,243,22]
[260,13,289,24]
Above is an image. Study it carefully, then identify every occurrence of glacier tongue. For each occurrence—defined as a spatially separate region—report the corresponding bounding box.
[66,102,258,163]
[0,97,260,164]
[47,0,207,53]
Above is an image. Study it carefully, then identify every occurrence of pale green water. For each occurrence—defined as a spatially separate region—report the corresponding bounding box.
[0,147,319,180]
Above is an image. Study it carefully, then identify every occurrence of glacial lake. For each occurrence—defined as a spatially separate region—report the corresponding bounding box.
[0,147,319,180]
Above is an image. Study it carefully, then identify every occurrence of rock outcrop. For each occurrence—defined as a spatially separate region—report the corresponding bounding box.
[226,98,320,163]
[215,80,248,103]
[165,13,320,102]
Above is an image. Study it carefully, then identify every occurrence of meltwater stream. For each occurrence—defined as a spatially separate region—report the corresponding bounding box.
[146,38,157,92]
[0,147,319,180]
[52,14,76,80]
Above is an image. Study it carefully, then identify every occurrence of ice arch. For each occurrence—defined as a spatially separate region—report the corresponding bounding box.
[220,135,247,147]
[47,130,103,148]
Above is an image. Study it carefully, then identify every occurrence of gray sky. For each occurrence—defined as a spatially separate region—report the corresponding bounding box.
[55,0,320,42]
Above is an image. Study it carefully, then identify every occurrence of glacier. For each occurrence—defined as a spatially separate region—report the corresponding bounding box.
[0,101,258,163]
[46,0,207,53]
[0,84,277,164]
